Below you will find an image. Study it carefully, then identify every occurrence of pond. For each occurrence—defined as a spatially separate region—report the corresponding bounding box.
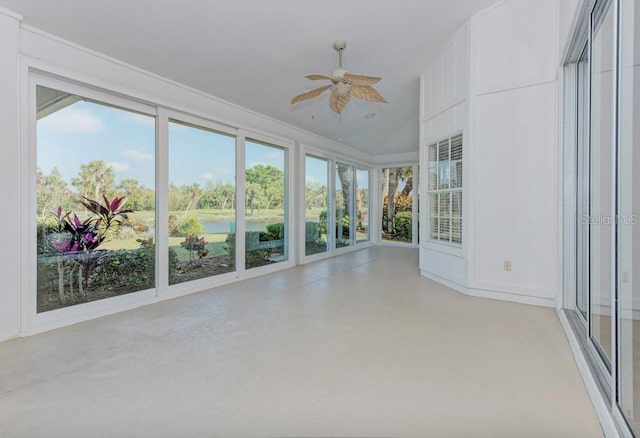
[201,219,278,234]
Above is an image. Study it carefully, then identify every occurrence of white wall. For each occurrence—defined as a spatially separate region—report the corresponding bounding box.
[420,0,562,307]
[0,9,22,341]
[419,24,469,291]
[468,0,559,307]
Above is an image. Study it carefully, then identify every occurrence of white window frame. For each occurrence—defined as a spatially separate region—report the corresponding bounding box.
[26,72,159,335]
[426,133,463,246]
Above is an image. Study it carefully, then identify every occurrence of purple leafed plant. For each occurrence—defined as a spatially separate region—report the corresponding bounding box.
[48,196,133,303]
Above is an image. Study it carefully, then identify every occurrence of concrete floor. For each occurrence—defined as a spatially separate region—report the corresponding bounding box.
[0,247,602,437]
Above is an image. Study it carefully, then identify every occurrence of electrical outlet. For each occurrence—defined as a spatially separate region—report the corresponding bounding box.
[622,271,630,283]
[504,260,512,271]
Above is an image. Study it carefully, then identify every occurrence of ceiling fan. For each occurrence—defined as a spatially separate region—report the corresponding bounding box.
[291,40,388,114]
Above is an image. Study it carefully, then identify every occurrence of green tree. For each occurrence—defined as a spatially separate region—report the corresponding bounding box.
[179,217,205,236]
[181,183,202,218]
[246,165,284,209]
[37,167,72,220]
[71,160,115,202]
[116,178,146,210]
[246,182,265,216]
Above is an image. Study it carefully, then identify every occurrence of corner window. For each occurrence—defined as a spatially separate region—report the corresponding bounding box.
[427,134,462,244]
[381,166,414,243]
[356,169,370,242]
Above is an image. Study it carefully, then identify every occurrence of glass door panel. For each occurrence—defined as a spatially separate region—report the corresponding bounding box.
[245,140,288,269]
[576,45,590,320]
[618,0,640,432]
[335,163,354,248]
[168,120,236,285]
[305,155,329,256]
[356,169,370,242]
[589,0,615,365]
[381,166,414,243]
[36,85,156,313]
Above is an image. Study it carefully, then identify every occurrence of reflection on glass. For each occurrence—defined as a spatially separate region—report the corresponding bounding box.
[305,155,329,256]
[381,166,414,243]
[168,120,236,285]
[618,0,640,433]
[245,140,287,269]
[335,163,354,248]
[36,85,155,313]
[576,45,590,320]
[356,169,370,242]
[589,2,614,364]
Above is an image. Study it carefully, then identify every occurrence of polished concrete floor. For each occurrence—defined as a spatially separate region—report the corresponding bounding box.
[0,247,602,437]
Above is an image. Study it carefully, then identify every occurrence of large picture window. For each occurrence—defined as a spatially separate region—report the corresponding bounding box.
[427,134,462,244]
[36,85,156,312]
[168,120,236,285]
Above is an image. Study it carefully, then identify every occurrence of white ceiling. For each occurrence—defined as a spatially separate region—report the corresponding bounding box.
[0,0,497,155]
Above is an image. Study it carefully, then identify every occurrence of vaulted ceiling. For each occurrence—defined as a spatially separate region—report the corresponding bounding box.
[0,0,497,155]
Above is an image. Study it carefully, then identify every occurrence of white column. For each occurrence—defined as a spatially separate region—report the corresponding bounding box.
[0,8,22,341]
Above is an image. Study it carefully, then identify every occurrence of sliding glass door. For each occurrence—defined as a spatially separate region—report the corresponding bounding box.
[35,84,156,313]
[244,140,288,269]
[618,0,640,432]
[168,120,236,285]
[335,162,354,249]
[305,155,329,256]
[589,0,615,366]
[566,0,640,434]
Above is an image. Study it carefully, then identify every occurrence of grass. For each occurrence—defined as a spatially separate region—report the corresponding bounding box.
[130,208,288,222]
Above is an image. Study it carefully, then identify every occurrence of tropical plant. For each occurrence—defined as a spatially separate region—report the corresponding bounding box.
[47,195,133,303]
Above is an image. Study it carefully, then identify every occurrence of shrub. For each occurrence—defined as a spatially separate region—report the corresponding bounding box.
[179,217,205,236]
[128,217,149,233]
[90,248,155,291]
[318,210,349,238]
[116,225,137,240]
[36,222,61,256]
[168,247,178,279]
[225,233,236,259]
[305,221,319,242]
[168,214,181,237]
[265,223,285,240]
[393,212,412,240]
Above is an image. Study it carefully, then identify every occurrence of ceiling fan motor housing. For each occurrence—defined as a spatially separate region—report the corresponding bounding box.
[332,68,348,80]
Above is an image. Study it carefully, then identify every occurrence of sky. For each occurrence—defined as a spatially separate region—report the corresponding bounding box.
[38,89,370,191]
[38,98,285,189]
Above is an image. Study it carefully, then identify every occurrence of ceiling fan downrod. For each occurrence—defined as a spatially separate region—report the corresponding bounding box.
[333,40,346,69]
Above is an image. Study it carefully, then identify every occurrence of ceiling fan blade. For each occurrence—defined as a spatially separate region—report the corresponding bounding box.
[343,72,382,85]
[329,90,351,114]
[291,85,332,104]
[305,74,336,82]
[351,85,388,103]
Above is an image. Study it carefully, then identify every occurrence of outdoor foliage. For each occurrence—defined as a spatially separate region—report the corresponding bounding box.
[90,248,155,291]
[179,217,205,236]
[318,210,350,239]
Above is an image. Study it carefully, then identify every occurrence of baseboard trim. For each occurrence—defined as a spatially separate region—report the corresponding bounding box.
[420,270,467,294]
[466,287,555,308]
[420,270,555,307]
[556,308,620,437]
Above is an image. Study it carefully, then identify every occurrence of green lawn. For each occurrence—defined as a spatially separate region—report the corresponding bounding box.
[130,208,290,222]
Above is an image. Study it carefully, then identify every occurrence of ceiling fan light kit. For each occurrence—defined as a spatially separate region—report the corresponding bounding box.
[291,40,388,114]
